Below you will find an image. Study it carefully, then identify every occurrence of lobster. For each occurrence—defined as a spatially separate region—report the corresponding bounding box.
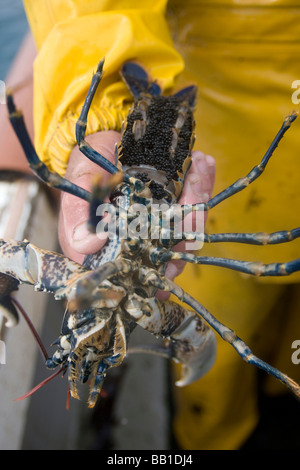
[1,59,300,408]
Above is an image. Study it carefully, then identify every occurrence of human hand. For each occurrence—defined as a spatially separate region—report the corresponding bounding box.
[58,130,216,282]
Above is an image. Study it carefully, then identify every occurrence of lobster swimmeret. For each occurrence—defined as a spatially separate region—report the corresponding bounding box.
[0,59,299,408]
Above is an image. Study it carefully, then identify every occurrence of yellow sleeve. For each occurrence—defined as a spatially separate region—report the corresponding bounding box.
[23,0,184,175]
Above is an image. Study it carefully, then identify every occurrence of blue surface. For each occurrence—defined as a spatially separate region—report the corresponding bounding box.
[0,0,29,80]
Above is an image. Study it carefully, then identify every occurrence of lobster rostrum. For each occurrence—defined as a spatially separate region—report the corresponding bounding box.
[1,59,300,408]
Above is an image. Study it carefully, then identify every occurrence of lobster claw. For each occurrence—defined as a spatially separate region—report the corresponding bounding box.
[170,316,217,387]
[126,293,217,387]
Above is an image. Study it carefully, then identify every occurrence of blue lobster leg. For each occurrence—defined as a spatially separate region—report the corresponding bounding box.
[75,59,121,176]
[158,218,300,248]
[138,267,300,398]
[177,112,298,215]
[150,248,300,277]
[6,91,91,202]
[120,61,162,98]
[206,111,298,210]
[180,227,300,246]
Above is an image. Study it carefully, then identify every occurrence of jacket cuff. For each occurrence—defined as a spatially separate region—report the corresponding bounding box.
[26,10,184,175]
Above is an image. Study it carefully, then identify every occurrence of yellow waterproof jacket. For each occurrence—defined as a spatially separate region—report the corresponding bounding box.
[24,0,300,450]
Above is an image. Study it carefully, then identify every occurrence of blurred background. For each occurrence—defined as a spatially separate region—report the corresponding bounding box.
[0,0,299,451]
[0,0,29,79]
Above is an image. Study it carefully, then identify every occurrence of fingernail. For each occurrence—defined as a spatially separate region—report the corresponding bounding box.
[72,221,90,242]
[205,155,216,181]
[194,155,209,176]
[205,154,215,167]
[198,191,211,202]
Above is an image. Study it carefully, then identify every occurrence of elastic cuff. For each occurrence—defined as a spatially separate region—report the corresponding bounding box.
[42,83,132,175]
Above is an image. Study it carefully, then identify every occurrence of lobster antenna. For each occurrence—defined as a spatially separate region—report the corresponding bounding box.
[13,367,64,402]
[11,297,49,361]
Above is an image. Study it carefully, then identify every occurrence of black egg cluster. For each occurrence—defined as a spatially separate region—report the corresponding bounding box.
[119,95,194,183]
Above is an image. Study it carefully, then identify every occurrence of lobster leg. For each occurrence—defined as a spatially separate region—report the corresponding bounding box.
[180,227,300,246]
[150,249,300,278]
[138,266,300,398]
[75,59,120,176]
[6,91,91,202]
[124,293,217,386]
[154,211,300,253]
[205,111,298,210]
[67,313,113,401]
[170,112,298,218]
[153,224,300,252]
[67,310,127,408]
[87,312,127,408]
[87,360,108,407]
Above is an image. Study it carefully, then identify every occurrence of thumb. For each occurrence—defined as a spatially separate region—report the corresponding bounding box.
[58,130,121,264]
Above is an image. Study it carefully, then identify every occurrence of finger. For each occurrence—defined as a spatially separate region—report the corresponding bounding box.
[58,130,121,263]
[178,150,216,251]
[162,151,216,284]
[179,151,216,205]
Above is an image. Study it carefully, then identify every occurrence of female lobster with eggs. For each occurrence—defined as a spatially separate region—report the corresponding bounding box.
[1,59,300,408]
